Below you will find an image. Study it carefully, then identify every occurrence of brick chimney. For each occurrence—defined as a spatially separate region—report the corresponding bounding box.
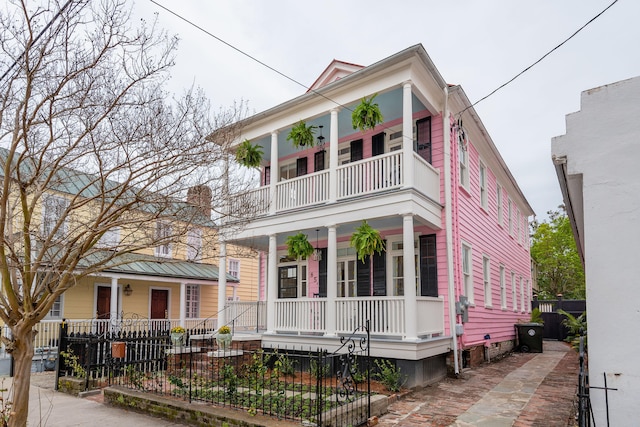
[186,185,212,218]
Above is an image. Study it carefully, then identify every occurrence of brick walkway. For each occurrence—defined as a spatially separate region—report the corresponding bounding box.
[378,341,578,427]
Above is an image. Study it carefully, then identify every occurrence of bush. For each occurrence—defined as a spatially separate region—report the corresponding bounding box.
[373,359,406,392]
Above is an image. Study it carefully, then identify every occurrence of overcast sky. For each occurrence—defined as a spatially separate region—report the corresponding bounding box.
[133,0,639,221]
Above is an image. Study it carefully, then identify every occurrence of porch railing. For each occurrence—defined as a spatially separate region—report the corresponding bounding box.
[225,301,266,332]
[274,299,327,333]
[273,296,444,339]
[413,152,440,198]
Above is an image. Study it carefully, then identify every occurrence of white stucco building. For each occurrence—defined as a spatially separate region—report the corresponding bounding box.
[552,76,640,426]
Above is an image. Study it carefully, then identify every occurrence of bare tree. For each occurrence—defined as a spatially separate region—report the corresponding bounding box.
[0,1,253,425]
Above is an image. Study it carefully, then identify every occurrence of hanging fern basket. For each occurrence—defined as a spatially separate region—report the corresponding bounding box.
[350,220,385,262]
[351,93,384,132]
[287,120,317,149]
[286,232,315,260]
[235,139,264,168]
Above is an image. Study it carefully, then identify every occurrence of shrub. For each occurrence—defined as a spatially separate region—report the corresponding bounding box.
[373,359,406,392]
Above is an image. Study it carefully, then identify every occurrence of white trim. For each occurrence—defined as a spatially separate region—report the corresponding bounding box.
[482,254,491,308]
[461,241,474,304]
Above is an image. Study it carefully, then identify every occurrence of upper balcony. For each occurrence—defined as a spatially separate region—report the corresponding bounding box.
[231,148,441,219]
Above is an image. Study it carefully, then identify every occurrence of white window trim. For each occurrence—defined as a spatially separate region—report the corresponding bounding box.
[508,199,513,236]
[511,271,517,312]
[458,128,470,189]
[155,221,172,258]
[42,194,69,238]
[228,258,240,280]
[185,284,200,318]
[461,241,474,304]
[520,276,525,312]
[496,184,503,225]
[187,228,203,262]
[479,161,488,210]
[500,265,507,310]
[45,294,64,319]
[483,255,491,308]
[97,226,120,249]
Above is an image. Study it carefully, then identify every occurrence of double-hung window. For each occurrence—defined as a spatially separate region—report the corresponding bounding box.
[479,162,488,210]
[483,255,491,307]
[458,132,469,188]
[228,259,240,279]
[187,228,202,262]
[155,221,172,257]
[42,195,69,239]
[185,284,199,318]
[461,243,473,303]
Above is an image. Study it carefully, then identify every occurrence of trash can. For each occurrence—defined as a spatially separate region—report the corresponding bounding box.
[515,323,544,353]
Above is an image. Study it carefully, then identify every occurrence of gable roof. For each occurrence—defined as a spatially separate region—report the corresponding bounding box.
[307,59,364,92]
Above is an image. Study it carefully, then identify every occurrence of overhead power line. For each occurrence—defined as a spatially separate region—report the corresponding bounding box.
[457,0,619,118]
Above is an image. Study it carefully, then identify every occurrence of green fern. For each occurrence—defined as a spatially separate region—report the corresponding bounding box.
[286,120,316,148]
[235,139,263,168]
[350,220,385,263]
[352,94,384,132]
[286,232,314,260]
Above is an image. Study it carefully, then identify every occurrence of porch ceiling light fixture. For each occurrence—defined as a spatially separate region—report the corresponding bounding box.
[317,125,325,148]
[123,284,133,296]
[312,229,322,261]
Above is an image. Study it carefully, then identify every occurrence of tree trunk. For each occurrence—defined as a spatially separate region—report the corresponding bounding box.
[8,326,36,427]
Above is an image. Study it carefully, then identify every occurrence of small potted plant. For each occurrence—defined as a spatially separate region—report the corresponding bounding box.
[170,325,186,346]
[285,232,314,260]
[216,325,232,351]
[352,93,384,132]
[235,139,263,168]
[286,120,316,149]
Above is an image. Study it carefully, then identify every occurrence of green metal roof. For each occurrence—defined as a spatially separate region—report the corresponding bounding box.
[81,251,237,283]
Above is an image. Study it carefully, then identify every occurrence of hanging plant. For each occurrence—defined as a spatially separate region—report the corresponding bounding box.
[286,120,317,149]
[235,139,263,168]
[286,232,314,260]
[351,93,384,132]
[350,220,385,263]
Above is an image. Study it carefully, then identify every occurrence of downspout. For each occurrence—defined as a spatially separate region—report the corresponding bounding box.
[443,86,460,375]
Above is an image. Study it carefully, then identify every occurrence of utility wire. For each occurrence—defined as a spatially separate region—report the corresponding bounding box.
[457,0,619,118]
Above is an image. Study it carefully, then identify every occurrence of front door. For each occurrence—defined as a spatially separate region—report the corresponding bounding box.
[97,286,111,319]
[151,289,169,319]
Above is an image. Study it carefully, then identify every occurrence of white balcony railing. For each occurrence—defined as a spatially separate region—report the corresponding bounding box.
[337,151,403,199]
[225,300,266,331]
[231,151,440,216]
[336,297,405,336]
[416,297,445,336]
[276,170,330,211]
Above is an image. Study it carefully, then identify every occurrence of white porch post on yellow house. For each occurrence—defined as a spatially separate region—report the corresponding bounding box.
[217,241,227,327]
[329,109,339,203]
[325,224,338,336]
[179,282,186,327]
[269,131,278,215]
[403,213,418,340]
[403,81,414,188]
[110,276,118,323]
[266,233,278,334]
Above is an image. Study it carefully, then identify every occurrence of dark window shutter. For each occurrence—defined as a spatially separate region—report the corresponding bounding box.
[318,248,327,297]
[350,139,363,162]
[416,117,432,164]
[296,157,307,176]
[263,166,271,185]
[314,150,325,172]
[372,132,385,156]
[372,242,387,296]
[419,234,438,297]
[356,257,371,296]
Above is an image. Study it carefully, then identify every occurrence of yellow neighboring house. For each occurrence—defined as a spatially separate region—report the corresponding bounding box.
[1,158,260,348]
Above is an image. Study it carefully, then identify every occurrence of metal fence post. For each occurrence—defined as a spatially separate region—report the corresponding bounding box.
[54,320,68,391]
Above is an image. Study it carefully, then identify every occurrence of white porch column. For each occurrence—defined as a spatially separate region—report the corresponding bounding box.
[403,213,418,340]
[179,282,186,327]
[217,241,227,328]
[266,234,278,334]
[269,131,279,215]
[329,109,339,203]
[402,81,414,189]
[110,276,118,321]
[325,224,338,336]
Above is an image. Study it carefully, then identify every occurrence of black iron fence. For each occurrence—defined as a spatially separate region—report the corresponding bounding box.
[56,320,372,426]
